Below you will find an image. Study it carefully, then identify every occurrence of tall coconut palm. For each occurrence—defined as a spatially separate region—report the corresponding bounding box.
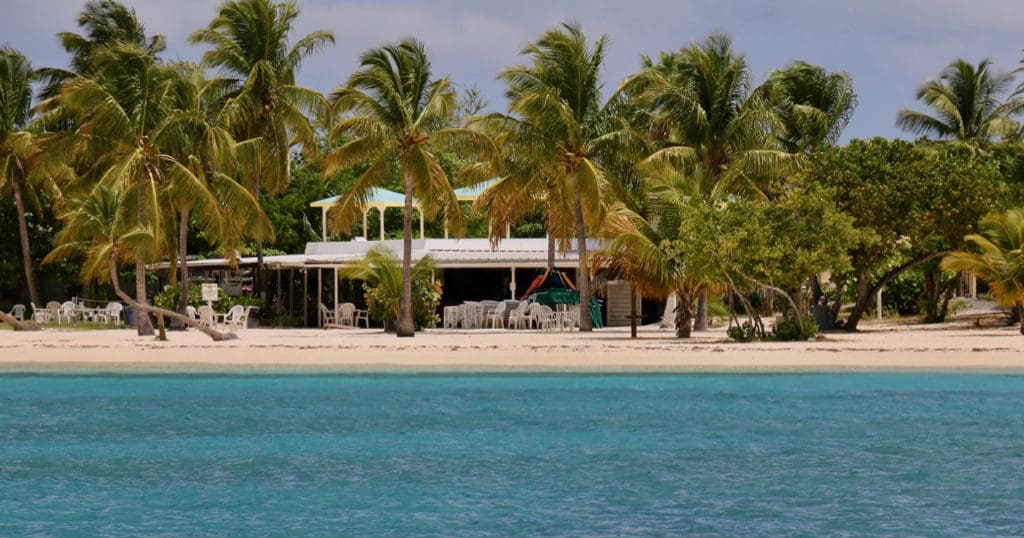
[942,208,1024,334]
[55,42,226,335]
[765,61,857,154]
[477,23,621,331]
[897,59,1024,144]
[189,0,334,298]
[0,47,49,308]
[626,33,798,330]
[595,164,726,337]
[322,39,497,337]
[45,183,236,341]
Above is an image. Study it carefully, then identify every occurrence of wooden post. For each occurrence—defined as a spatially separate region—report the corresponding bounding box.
[630,282,638,339]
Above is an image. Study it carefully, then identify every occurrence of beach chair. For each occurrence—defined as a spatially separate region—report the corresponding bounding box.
[224,305,246,330]
[507,301,532,329]
[197,305,217,329]
[57,301,77,325]
[10,304,25,322]
[558,304,579,331]
[186,305,199,323]
[319,303,336,328]
[486,301,507,328]
[534,304,557,331]
[105,302,123,326]
[354,307,369,328]
[30,303,49,323]
[46,301,61,323]
[442,306,458,328]
[338,303,356,327]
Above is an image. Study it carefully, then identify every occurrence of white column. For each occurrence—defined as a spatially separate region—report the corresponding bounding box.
[379,207,385,240]
[317,268,322,327]
[362,210,368,239]
[876,288,883,320]
[506,223,511,239]
[334,267,339,314]
[419,208,424,239]
[321,206,328,242]
[510,266,517,300]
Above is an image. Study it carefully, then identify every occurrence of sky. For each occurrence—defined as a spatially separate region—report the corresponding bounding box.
[1,0,1022,141]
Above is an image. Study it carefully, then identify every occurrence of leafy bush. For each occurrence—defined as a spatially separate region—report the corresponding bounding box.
[727,322,756,343]
[344,247,441,331]
[153,283,259,316]
[771,316,818,341]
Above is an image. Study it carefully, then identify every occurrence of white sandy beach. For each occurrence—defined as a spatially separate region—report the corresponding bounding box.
[2,318,1022,372]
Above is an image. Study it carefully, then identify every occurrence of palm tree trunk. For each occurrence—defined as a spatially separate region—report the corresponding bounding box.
[573,189,593,331]
[1018,301,1024,335]
[547,233,556,269]
[134,252,155,335]
[253,175,266,305]
[172,209,190,330]
[693,290,709,331]
[11,174,40,307]
[397,169,415,337]
[675,288,692,338]
[109,253,235,341]
[1,310,40,331]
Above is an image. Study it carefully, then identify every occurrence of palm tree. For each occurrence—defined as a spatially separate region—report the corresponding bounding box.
[322,38,497,336]
[595,164,726,337]
[625,33,798,330]
[897,59,1024,145]
[942,208,1024,334]
[44,184,236,341]
[341,247,437,330]
[476,23,622,332]
[0,47,51,308]
[765,61,857,154]
[55,41,226,335]
[189,0,334,298]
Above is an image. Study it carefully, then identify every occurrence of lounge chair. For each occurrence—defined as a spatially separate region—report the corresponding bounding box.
[10,304,25,322]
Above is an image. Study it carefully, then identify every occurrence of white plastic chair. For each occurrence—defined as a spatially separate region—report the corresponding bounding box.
[11,304,25,322]
[354,308,369,328]
[337,303,356,327]
[31,303,49,323]
[105,302,123,326]
[186,305,199,323]
[198,305,217,328]
[535,304,558,331]
[224,305,246,330]
[58,301,77,325]
[486,301,506,328]
[319,303,336,328]
[443,306,458,328]
[508,301,532,329]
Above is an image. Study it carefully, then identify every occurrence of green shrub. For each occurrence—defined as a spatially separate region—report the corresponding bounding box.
[153,283,259,316]
[727,321,756,342]
[772,316,818,341]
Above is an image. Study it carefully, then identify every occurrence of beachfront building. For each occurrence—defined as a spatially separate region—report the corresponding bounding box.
[157,184,661,328]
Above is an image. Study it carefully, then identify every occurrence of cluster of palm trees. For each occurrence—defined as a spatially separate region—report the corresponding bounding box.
[4,0,1024,339]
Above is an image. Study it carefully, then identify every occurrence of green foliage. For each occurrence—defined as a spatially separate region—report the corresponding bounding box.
[727,322,756,343]
[343,248,441,331]
[772,316,818,341]
[153,283,259,315]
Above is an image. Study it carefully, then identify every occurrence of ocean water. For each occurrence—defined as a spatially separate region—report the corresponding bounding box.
[2,373,1023,536]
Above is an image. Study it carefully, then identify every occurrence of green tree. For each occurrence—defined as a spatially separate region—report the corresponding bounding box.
[766,61,857,154]
[475,23,621,331]
[189,0,334,297]
[0,47,65,308]
[322,39,496,337]
[44,184,236,340]
[811,138,1005,331]
[942,208,1024,334]
[625,33,799,330]
[896,59,1024,145]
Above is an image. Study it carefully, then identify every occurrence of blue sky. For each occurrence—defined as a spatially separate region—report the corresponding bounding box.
[2,0,1021,141]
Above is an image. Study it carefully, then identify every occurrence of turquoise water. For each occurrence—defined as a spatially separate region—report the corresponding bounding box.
[2,373,1024,536]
